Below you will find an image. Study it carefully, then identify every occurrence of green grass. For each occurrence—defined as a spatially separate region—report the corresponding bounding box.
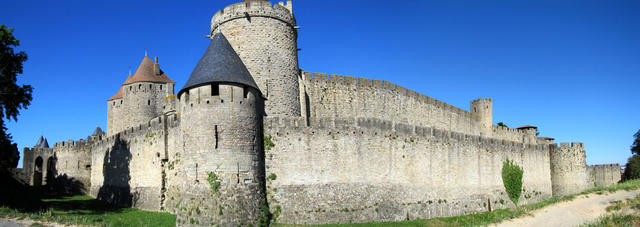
[275,179,640,227]
[0,195,176,227]
[580,213,640,227]
[581,194,640,227]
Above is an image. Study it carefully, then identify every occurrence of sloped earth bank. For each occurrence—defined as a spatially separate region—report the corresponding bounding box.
[494,189,640,227]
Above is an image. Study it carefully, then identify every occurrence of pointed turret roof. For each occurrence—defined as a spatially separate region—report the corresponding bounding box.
[179,32,260,96]
[125,56,175,85]
[34,136,49,148]
[108,86,124,101]
[108,55,174,101]
[92,126,105,136]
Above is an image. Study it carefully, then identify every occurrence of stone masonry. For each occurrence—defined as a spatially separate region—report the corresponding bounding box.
[19,0,621,226]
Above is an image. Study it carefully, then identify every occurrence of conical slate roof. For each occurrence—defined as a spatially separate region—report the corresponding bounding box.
[92,126,105,136]
[179,32,260,96]
[126,56,175,85]
[34,136,49,148]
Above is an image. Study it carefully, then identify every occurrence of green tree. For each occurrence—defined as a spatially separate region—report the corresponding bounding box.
[497,122,508,128]
[622,155,640,181]
[502,158,524,206]
[632,129,640,155]
[0,25,32,169]
[622,130,640,181]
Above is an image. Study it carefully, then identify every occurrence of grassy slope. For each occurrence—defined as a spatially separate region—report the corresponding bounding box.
[0,195,175,227]
[276,179,640,227]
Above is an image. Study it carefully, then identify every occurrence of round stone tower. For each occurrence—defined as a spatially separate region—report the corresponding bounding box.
[174,31,265,226]
[210,0,300,117]
[121,56,175,133]
[107,56,175,136]
[470,98,493,136]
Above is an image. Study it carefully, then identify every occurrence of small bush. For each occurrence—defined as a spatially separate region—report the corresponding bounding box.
[502,158,524,206]
[264,135,275,151]
[206,172,221,195]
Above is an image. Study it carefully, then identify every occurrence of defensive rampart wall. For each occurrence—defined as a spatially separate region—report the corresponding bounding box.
[587,164,621,187]
[550,142,589,197]
[301,71,480,136]
[89,115,177,211]
[263,116,553,224]
[301,71,538,144]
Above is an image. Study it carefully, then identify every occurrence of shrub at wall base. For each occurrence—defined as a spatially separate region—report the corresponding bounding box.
[502,158,524,206]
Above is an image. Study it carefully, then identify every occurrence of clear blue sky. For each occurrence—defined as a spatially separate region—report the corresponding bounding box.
[2,0,638,167]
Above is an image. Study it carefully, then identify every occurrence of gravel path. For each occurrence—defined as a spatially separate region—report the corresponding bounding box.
[494,189,640,227]
[0,218,66,227]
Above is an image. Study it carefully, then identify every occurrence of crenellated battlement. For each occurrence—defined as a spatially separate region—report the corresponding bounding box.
[211,0,295,33]
[303,71,478,121]
[557,142,584,149]
[471,97,492,104]
[265,116,550,152]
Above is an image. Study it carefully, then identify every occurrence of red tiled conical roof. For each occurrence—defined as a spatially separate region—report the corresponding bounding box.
[125,56,175,85]
[108,74,134,101]
[108,86,124,101]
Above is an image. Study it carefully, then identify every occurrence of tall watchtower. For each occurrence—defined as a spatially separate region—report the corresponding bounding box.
[174,31,265,226]
[470,98,493,136]
[107,55,175,136]
[210,0,300,117]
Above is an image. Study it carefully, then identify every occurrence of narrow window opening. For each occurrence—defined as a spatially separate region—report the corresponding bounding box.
[120,100,123,104]
[214,125,219,149]
[129,86,132,91]
[149,84,152,89]
[148,100,151,105]
[139,84,142,89]
[160,85,163,90]
[195,163,199,183]
[237,163,240,184]
[113,102,115,106]
[243,86,249,98]
[211,83,219,96]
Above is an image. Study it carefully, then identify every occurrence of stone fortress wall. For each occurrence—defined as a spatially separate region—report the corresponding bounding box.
[264,116,553,224]
[549,142,590,196]
[89,115,169,211]
[17,0,625,225]
[300,71,537,144]
[587,164,622,188]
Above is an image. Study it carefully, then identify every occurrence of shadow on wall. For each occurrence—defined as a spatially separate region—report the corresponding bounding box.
[43,156,87,195]
[97,136,133,207]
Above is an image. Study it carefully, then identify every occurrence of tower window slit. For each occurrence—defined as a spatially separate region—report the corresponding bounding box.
[148,100,151,105]
[243,86,249,98]
[211,83,219,96]
[214,125,219,149]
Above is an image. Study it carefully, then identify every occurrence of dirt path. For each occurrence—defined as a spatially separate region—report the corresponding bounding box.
[494,189,640,227]
[0,218,67,227]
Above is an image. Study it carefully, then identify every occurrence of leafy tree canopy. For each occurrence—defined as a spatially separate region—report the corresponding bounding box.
[632,129,640,155]
[0,25,32,169]
[497,122,508,128]
[623,155,640,181]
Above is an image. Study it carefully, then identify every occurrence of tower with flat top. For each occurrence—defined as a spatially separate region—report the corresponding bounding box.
[211,0,300,117]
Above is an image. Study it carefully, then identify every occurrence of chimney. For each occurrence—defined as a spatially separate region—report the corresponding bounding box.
[154,57,160,75]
